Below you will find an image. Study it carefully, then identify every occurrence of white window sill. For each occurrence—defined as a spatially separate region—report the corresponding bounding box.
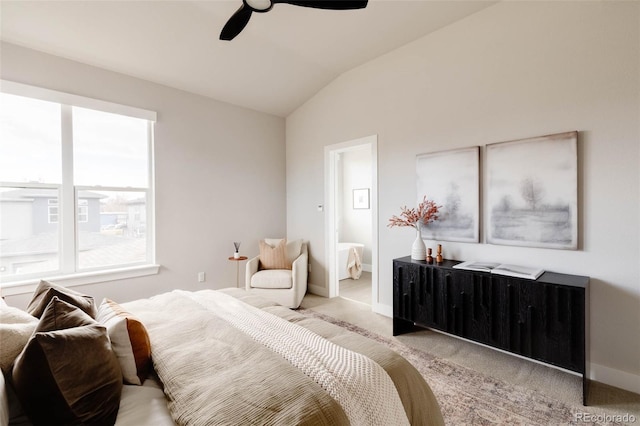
[0,264,161,297]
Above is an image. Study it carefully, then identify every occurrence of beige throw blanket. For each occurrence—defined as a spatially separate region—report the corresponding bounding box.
[181,290,408,426]
[123,289,444,426]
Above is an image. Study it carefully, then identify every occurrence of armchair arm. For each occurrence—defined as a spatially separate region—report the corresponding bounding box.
[245,255,260,290]
[291,244,308,305]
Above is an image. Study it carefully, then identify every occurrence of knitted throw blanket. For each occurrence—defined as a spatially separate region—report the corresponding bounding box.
[180,290,410,426]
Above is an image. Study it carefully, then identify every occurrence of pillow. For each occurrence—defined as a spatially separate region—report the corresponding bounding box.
[12,297,122,426]
[0,304,38,373]
[1,371,8,426]
[36,296,95,331]
[259,239,290,270]
[264,238,303,265]
[27,280,96,319]
[97,298,151,385]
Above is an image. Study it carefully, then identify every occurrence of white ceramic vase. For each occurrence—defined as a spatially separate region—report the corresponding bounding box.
[411,226,426,260]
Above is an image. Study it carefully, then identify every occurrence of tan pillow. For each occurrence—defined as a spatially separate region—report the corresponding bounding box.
[0,304,37,373]
[12,297,122,425]
[264,238,303,264]
[27,280,96,319]
[259,239,291,270]
[97,298,151,385]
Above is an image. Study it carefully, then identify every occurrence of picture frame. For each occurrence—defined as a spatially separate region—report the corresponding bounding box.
[486,131,578,250]
[352,188,370,209]
[416,146,480,243]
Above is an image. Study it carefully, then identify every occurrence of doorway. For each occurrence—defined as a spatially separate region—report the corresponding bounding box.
[324,135,378,310]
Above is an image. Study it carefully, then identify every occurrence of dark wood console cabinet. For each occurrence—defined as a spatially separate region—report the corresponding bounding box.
[393,256,590,405]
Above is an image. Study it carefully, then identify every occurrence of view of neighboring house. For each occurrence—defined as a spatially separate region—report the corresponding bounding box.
[0,189,145,277]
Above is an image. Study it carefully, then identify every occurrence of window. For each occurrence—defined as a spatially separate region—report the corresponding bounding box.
[48,199,59,223]
[0,81,156,284]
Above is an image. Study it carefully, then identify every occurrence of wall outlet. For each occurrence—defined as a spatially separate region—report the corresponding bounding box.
[197,272,206,282]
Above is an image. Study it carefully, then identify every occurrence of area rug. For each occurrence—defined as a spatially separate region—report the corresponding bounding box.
[299,309,615,426]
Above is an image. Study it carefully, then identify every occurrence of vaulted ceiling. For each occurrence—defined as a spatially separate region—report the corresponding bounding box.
[0,0,496,117]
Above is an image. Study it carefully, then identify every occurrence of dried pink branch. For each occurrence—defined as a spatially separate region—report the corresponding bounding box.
[388,196,441,230]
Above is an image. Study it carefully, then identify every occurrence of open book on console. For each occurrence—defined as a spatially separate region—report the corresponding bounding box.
[453,261,544,280]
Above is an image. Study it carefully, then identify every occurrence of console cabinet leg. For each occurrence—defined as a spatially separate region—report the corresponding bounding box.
[393,317,416,336]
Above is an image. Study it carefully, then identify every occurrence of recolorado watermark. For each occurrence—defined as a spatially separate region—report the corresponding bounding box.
[575,412,637,423]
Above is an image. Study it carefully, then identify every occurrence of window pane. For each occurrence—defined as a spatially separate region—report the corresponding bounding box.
[0,93,62,183]
[73,107,148,187]
[0,187,60,279]
[77,190,147,270]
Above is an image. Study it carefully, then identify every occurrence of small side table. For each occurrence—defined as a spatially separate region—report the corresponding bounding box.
[228,256,248,288]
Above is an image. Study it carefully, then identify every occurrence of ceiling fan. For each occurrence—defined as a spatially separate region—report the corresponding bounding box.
[220,0,368,41]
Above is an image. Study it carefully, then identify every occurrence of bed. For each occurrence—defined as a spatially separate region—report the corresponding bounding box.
[1,282,443,426]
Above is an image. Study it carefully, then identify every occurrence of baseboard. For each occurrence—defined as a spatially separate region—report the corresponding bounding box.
[372,302,392,318]
[308,283,329,298]
[362,263,372,273]
[590,362,640,395]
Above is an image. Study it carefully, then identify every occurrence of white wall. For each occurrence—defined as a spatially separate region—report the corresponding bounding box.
[286,2,640,392]
[1,42,286,308]
[339,148,372,265]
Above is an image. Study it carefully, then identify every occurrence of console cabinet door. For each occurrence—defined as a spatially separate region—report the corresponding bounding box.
[413,266,447,329]
[445,270,502,346]
[539,283,585,372]
[499,277,585,373]
[393,261,419,321]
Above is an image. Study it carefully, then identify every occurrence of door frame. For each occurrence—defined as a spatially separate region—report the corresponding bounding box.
[324,135,378,309]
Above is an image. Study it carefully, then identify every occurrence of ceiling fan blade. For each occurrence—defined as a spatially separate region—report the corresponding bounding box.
[274,0,368,10]
[220,4,254,41]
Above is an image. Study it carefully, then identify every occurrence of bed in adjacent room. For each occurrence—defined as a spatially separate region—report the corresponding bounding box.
[1,281,443,426]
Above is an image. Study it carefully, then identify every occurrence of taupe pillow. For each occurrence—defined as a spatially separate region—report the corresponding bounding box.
[36,296,95,331]
[12,297,122,425]
[27,280,96,319]
[259,239,291,270]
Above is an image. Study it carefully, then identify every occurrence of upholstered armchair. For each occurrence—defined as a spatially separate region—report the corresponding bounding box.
[245,239,308,309]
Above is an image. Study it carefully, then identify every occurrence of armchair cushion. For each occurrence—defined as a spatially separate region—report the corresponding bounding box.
[250,270,293,289]
[259,239,290,270]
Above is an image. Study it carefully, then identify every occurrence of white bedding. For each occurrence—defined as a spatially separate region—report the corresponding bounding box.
[115,376,174,426]
[3,374,174,426]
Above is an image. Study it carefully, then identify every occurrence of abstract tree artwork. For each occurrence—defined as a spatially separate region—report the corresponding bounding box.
[416,146,480,243]
[486,131,578,250]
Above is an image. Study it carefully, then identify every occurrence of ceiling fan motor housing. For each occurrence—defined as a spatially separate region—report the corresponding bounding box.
[245,0,273,12]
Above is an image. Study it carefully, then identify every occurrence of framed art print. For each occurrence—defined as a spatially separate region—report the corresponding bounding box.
[353,188,370,209]
[486,131,578,250]
[416,146,480,243]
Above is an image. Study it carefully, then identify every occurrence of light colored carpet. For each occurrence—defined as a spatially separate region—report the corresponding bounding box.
[300,294,640,425]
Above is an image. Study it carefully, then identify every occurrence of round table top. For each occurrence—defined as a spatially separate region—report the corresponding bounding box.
[228,256,248,261]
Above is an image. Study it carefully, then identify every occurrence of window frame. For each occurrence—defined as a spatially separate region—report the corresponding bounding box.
[0,80,158,290]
